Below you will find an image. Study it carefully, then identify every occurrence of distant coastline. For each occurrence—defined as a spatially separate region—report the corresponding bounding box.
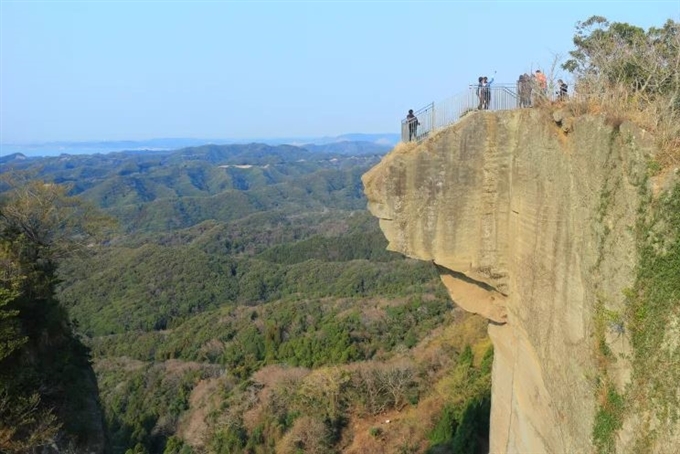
[0,133,399,157]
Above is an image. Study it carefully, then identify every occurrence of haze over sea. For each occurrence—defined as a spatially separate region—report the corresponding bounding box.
[2,1,679,156]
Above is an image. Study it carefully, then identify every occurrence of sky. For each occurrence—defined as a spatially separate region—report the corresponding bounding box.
[1,0,679,146]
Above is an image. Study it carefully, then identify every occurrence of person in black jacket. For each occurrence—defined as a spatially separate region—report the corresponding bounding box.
[406,109,420,141]
[557,79,568,100]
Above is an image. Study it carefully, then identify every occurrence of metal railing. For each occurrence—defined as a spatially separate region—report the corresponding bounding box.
[401,83,522,143]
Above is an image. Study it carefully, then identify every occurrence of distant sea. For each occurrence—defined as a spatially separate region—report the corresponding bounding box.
[0,139,230,158]
[0,133,400,158]
[0,144,167,157]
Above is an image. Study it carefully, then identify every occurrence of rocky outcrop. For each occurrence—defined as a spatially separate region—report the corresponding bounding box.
[362,109,664,453]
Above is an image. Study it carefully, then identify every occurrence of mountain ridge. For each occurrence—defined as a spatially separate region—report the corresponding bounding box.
[1,133,400,157]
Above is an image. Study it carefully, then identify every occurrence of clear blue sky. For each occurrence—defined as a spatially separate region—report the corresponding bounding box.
[1,0,679,144]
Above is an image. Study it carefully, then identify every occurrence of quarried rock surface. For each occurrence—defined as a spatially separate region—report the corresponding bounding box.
[363,109,655,453]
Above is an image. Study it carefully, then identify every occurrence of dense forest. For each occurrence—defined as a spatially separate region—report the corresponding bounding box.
[3,13,679,453]
[0,142,492,453]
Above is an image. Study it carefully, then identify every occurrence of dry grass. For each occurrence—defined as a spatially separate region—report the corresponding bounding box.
[342,406,435,454]
[556,83,680,170]
[170,309,491,452]
[176,377,222,448]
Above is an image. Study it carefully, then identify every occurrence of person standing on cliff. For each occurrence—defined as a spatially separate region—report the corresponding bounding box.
[518,73,532,108]
[535,69,547,99]
[476,76,485,110]
[483,73,495,109]
[406,109,420,141]
[557,79,568,101]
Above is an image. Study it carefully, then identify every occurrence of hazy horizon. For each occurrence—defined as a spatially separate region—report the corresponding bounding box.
[0,131,401,157]
[2,1,679,146]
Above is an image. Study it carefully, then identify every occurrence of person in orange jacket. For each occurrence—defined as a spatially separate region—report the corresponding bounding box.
[535,69,547,94]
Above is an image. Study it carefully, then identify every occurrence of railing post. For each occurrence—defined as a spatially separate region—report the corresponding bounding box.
[431,102,435,135]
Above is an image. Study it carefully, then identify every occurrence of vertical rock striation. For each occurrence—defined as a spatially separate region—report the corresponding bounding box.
[362,109,654,453]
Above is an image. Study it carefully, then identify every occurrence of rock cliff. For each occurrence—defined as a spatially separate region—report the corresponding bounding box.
[362,108,679,453]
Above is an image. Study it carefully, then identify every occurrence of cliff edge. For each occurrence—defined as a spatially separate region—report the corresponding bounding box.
[363,108,679,453]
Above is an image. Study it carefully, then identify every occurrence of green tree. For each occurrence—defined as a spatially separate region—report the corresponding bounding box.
[0,176,113,265]
[563,16,680,103]
[0,177,111,451]
[563,17,680,164]
[0,273,25,363]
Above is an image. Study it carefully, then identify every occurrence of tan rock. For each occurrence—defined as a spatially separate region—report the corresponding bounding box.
[362,109,653,453]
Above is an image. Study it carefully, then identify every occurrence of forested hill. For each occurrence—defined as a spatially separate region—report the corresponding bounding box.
[0,140,492,453]
[1,142,390,232]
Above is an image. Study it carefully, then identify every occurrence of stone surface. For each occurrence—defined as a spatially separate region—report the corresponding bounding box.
[362,109,652,453]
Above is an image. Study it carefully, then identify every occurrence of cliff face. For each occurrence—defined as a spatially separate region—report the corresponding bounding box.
[362,109,664,453]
